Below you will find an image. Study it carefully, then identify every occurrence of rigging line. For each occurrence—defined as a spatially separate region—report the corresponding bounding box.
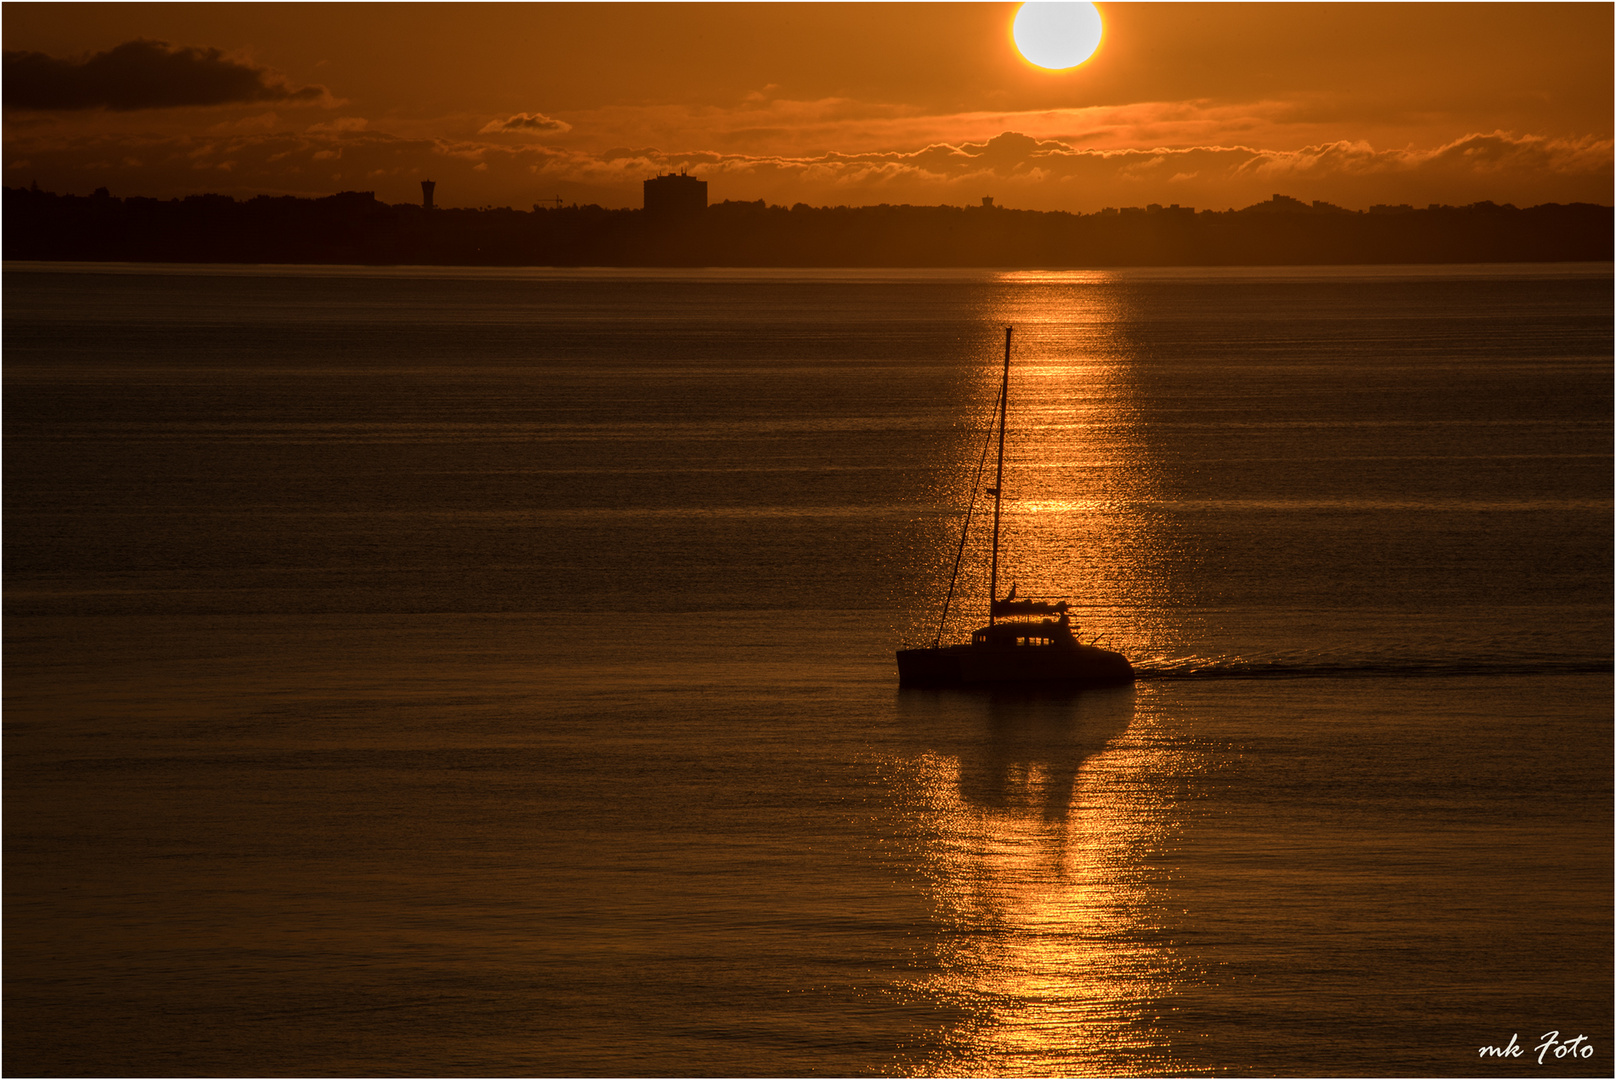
[934,380,1005,648]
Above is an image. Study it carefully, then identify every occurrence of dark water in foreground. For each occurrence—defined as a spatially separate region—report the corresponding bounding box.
[5,263,1611,1076]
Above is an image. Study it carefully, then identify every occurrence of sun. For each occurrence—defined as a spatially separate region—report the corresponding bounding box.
[1012,2,1103,71]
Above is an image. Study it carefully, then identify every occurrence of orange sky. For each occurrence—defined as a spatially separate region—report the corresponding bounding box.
[4,2,1611,211]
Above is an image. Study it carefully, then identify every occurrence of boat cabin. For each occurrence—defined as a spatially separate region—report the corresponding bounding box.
[971,619,1076,648]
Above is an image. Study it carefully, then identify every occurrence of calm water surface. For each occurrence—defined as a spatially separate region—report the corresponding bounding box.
[5,263,1611,1076]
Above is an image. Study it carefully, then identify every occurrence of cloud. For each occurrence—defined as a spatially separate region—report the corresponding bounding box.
[1229,131,1615,188]
[1423,130,1613,176]
[478,112,571,135]
[307,117,368,133]
[208,111,282,134]
[2,39,326,111]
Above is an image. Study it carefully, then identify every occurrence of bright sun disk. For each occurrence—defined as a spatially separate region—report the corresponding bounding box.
[1013,2,1103,70]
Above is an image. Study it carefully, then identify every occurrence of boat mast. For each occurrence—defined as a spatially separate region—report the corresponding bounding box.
[988,326,1011,626]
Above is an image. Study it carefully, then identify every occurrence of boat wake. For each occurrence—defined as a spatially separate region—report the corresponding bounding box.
[1134,655,1611,680]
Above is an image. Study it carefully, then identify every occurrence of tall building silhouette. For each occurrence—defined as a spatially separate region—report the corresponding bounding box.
[421,180,436,211]
[643,171,706,217]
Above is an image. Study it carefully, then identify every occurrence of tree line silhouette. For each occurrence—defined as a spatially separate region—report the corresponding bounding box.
[5,185,1610,266]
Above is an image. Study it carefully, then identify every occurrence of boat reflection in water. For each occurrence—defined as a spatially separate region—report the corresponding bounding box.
[895,686,1185,1076]
[897,327,1134,689]
[889,303,1190,1073]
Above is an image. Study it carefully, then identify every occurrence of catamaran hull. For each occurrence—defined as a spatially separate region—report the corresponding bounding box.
[896,643,1135,688]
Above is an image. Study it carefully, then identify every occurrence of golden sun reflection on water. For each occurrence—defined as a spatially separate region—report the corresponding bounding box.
[892,278,1216,1074]
[895,689,1202,1077]
[913,277,1192,658]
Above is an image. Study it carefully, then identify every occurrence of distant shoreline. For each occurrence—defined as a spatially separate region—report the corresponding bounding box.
[7,186,1611,268]
[8,262,1611,280]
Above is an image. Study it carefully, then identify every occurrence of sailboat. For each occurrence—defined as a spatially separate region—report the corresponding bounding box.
[896,327,1135,688]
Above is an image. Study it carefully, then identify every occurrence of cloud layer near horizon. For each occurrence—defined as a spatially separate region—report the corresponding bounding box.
[7,120,1610,214]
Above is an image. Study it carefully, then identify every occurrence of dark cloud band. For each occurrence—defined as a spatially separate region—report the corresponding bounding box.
[3,39,325,111]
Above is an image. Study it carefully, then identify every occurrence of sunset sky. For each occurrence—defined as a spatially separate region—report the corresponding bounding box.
[4,2,1611,212]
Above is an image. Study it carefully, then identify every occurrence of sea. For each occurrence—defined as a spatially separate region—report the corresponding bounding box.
[4,262,1611,1077]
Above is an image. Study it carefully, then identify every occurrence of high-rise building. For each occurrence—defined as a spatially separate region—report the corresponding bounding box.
[421,180,436,211]
[643,171,706,217]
